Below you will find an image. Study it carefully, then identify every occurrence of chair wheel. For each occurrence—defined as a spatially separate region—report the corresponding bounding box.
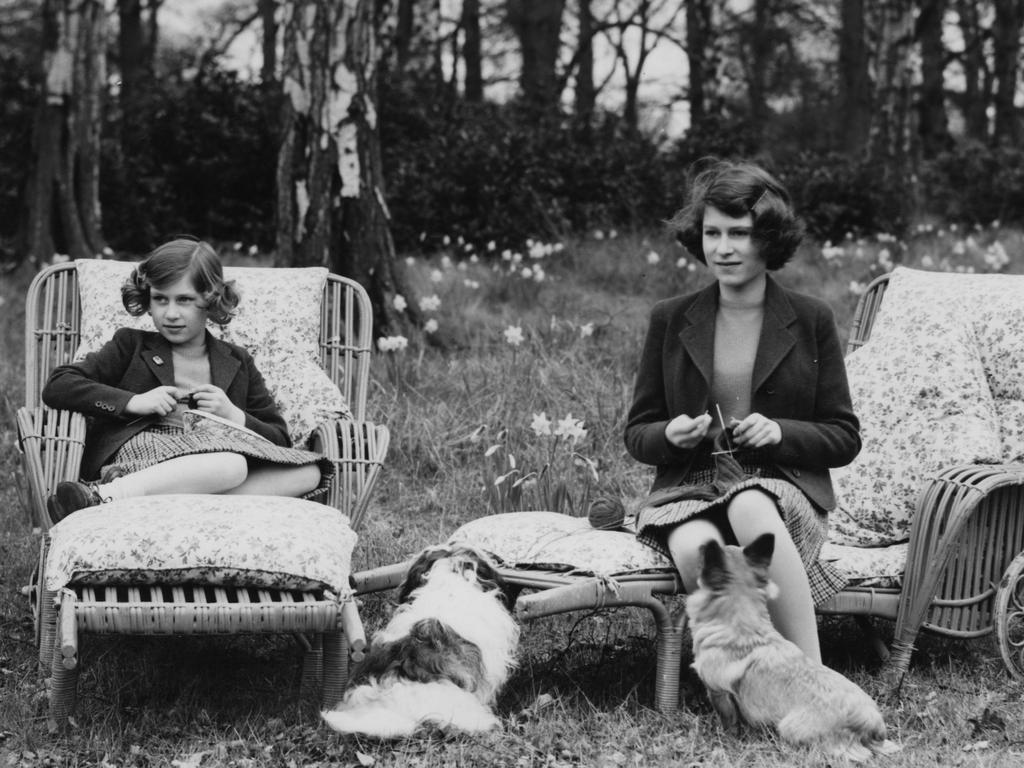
[994,551,1024,682]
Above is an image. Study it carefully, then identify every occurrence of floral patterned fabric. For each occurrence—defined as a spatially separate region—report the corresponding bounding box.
[450,510,905,587]
[45,494,356,595]
[830,267,1024,547]
[74,260,352,446]
[449,511,675,576]
[820,541,906,589]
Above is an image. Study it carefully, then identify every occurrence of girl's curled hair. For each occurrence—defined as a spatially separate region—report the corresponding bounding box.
[669,158,804,270]
[122,237,240,324]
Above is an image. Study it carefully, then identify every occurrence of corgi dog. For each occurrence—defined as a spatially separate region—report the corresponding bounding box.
[686,533,900,762]
[322,544,519,739]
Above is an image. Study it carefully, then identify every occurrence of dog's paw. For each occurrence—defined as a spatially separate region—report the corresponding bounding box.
[870,738,901,756]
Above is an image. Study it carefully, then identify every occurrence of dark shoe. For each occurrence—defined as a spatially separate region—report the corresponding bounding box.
[47,481,103,522]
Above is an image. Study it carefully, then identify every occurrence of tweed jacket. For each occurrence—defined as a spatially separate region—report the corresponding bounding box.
[624,276,860,512]
[42,327,291,480]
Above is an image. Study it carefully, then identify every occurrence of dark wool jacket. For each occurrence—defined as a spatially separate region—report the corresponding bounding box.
[42,327,290,479]
[624,276,861,512]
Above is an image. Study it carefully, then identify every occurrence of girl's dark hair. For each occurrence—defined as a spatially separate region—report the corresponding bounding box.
[668,158,804,269]
[122,237,240,324]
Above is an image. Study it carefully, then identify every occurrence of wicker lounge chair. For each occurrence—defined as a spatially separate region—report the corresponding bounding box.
[17,260,390,728]
[353,268,1024,713]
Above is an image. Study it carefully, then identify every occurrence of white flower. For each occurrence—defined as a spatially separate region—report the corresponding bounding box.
[646,250,661,265]
[463,279,480,289]
[529,242,547,260]
[430,269,444,283]
[248,245,259,256]
[487,240,496,251]
[921,254,935,268]
[520,267,533,279]
[52,253,70,264]
[233,241,243,251]
[405,256,416,266]
[530,412,552,437]
[608,229,618,239]
[102,246,114,257]
[469,254,479,264]
[554,414,587,443]
[511,252,523,265]
[441,255,452,269]
[532,267,546,283]
[593,229,605,240]
[952,241,966,256]
[676,256,688,268]
[424,318,439,333]
[393,294,408,312]
[501,249,513,261]
[377,335,409,352]
[504,325,524,347]
[442,235,451,246]
[419,294,441,312]
[849,281,866,296]
[579,322,594,338]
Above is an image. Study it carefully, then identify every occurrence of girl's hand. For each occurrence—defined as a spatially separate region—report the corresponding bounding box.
[188,385,246,425]
[126,385,179,416]
[665,413,713,449]
[730,413,782,449]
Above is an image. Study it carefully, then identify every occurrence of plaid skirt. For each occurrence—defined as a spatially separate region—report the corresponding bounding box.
[102,422,335,502]
[636,464,846,606]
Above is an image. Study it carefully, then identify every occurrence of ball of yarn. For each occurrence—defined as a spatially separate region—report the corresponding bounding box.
[588,496,626,530]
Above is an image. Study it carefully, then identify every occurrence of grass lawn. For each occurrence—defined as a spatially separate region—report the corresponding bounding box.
[2,224,1024,766]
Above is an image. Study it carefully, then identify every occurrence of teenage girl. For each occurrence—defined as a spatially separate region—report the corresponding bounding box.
[43,237,332,520]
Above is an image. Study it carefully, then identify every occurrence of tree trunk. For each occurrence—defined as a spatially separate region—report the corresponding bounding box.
[260,0,278,83]
[462,0,483,101]
[26,0,107,264]
[866,0,917,229]
[917,0,950,157]
[956,0,989,141]
[276,0,417,334]
[991,0,1022,146]
[507,0,566,111]
[686,0,712,124]
[837,0,871,154]
[747,0,771,138]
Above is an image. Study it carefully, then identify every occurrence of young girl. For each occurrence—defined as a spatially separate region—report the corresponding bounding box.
[43,237,332,521]
[625,160,860,661]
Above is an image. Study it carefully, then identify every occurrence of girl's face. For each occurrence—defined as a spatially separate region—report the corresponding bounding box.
[149,276,208,349]
[702,205,767,296]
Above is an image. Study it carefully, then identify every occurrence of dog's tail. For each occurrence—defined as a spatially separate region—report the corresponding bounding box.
[321,679,499,739]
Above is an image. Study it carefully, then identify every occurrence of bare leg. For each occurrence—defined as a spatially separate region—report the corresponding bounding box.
[99,453,249,498]
[225,463,321,497]
[726,489,821,662]
[666,517,726,593]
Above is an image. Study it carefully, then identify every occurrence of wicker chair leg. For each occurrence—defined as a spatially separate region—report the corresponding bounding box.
[300,633,324,703]
[654,626,685,713]
[47,619,79,730]
[39,589,58,673]
[995,551,1024,682]
[321,630,349,709]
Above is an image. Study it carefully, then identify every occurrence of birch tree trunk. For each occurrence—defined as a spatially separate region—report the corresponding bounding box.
[276,0,418,333]
[507,0,566,110]
[26,0,107,264]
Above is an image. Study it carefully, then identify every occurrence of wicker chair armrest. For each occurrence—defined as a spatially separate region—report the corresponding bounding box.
[310,418,390,529]
[16,406,87,531]
[350,559,412,595]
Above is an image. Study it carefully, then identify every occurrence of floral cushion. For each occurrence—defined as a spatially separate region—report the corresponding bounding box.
[828,269,1015,547]
[820,541,906,589]
[74,260,352,446]
[44,494,356,596]
[867,267,1024,461]
[448,511,674,576]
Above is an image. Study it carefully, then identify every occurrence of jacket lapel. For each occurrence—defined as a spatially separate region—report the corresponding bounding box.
[679,282,718,387]
[141,335,176,386]
[752,277,797,393]
[207,333,242,391]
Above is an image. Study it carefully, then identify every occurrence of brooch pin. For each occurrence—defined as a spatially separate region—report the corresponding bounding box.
[153,355,164,365]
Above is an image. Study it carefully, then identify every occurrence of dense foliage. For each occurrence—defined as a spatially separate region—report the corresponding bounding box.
[4,59,1024,257]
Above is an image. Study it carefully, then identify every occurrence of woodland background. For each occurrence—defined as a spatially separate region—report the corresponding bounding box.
[1,0,1023,332]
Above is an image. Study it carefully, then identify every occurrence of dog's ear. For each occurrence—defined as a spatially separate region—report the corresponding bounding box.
[699,540,730,590]
[398,546,448,603]
[743,533,775,570]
